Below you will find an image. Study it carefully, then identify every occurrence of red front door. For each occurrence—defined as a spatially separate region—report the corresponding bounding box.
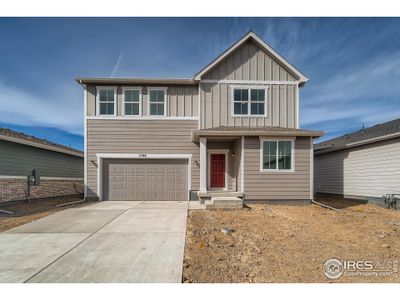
[210,154,225,188]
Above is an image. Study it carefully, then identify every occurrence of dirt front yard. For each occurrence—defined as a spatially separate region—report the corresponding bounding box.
[183,198,400,283]
[0,195,90,233]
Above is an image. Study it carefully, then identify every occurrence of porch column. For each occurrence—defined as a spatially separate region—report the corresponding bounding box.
[199,137,207,192]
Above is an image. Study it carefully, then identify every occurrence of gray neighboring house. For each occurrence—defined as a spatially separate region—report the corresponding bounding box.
[0,128,84,202]
[77,31,323,205]
[314,118,400,202]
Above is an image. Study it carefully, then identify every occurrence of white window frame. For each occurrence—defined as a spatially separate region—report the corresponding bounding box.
[96,86,117,116]
[231,85,268,117]
[122,87,142,117]
[259,137,295,173]
[148,87,168,117]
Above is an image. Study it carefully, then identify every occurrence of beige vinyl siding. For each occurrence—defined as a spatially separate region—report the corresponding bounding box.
[200,82,296,129]
[86,85,198,117]
[0,140,83,178]
[244,136,311,200]
[202,40,297,81]
[86,119,199,198]
[314,137,400,198]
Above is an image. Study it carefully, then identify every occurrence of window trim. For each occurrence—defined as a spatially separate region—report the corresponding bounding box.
[122,87,142,117]
[96,86,117,117]
[231,85,268,117]
[259,137,295,173]
[147,87,168,117]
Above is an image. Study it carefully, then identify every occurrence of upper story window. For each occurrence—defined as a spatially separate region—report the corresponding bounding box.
[149,88,167,116]
[261,140,294,171]
[232,87,267,116]
[97,87,116,116]
[123,88,141,116]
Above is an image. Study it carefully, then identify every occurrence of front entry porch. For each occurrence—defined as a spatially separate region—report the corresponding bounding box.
[197,136,244,209]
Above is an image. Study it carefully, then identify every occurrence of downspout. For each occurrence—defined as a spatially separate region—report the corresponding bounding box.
[311,199,341,212]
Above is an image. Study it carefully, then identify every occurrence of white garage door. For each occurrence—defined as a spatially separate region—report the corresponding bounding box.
[103,159,188,201]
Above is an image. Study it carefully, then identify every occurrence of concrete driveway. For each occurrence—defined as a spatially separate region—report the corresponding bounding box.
[0,201,188,283]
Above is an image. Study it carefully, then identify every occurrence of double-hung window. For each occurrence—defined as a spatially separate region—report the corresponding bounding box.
[149,88,166,116]
[97,87,116,116]
[233,87,266,116]
[123,88,141,116]
[233,89,249,115]
[261,140,294,171]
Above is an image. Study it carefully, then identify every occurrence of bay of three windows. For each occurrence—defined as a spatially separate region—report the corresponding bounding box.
[98,87,166,116]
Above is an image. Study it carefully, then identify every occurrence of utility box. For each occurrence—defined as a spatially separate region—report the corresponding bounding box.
[30,169,40,186]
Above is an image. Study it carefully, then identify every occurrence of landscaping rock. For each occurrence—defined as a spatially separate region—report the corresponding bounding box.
[221,227,235,234]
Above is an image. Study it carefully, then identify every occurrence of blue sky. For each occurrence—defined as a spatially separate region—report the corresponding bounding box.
[1,17,400,151]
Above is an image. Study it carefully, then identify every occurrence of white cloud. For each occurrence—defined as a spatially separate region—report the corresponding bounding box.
[0,81,83,135]
[301,50,400,129]
[110,50,123,77]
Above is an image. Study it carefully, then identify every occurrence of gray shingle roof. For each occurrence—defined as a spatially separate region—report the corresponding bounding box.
[0,128,83,157]
[198,126,323,134]
[192,126,324,142]
[315,118,400,153]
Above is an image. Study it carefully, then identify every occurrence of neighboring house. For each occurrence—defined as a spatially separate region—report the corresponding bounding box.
[77,31,323,205]
[0,128,84,202]
[314,118,400,202]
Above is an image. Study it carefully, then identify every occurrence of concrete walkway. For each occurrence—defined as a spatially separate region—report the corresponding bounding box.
[0,201,188,283]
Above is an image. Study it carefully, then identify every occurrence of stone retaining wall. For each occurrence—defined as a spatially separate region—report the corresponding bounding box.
[0,178,84,202]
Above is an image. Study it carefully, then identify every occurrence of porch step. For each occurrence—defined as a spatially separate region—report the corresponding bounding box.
[198,191,244,198]
[206,196,243,210]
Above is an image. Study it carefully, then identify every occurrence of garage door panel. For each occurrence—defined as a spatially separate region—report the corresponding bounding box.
[135,191,145,200]
[103,158,188,201]
[176,175,185,182]
[176,192,187,200]
[146,191,157,200]
[175,183,186,190]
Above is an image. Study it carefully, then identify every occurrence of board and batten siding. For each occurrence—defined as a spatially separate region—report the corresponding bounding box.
[202,40,297,82]
[0,140,83,178]
[86,119,200,198]
[243,136,312,200]
[200,82,296,129]
[314,137,400,198]
[199,40,298,130]
[86,85,199,117]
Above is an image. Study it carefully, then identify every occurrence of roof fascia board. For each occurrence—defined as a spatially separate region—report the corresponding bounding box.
[76,78,198,86]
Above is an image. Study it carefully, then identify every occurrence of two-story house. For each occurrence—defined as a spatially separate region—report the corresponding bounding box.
[77,31,323,207]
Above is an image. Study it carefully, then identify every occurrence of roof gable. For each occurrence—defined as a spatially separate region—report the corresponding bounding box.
[194,32,308,83]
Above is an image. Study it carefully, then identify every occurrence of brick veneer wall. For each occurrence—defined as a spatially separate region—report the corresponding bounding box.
[0,178,83,202]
